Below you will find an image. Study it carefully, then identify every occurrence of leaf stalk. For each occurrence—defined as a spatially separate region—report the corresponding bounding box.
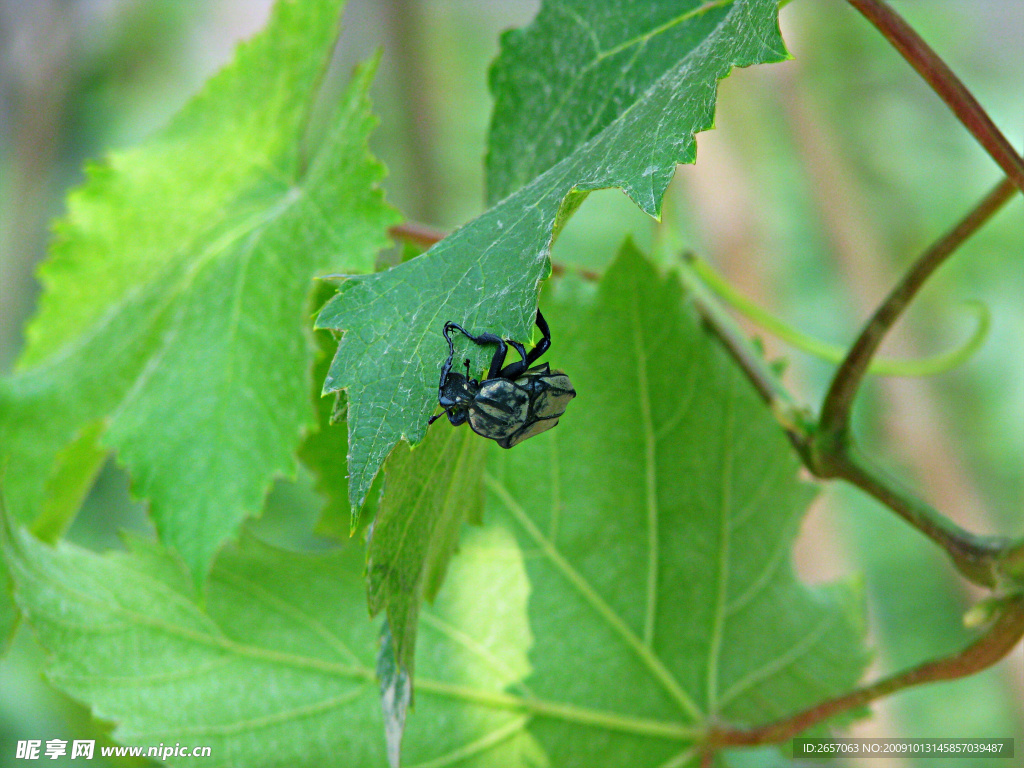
[673,255,815,454]
[818,445,1009,587]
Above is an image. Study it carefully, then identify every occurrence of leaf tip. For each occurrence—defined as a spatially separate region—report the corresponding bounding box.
[377,621,411,768]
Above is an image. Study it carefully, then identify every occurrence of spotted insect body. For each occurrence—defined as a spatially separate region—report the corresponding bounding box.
[429,311,575,447]
[468,363,575,448]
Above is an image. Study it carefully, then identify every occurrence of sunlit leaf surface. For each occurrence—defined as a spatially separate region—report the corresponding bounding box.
[0,0,398,580]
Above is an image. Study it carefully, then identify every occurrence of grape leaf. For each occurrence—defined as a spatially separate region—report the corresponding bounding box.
[295,320,388,542]
[366,421,486,676]
[5,242,871,767]
[0,0,398,580]
[485,242,868,765]
[485,0,786,204]
[316,0,789,512]
[303,285,489,756]
[297,321,354,541]
[3,521,541,767]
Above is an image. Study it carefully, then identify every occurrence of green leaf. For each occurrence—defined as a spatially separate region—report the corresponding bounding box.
[0,0,398,580]
[297,320,353,541]
[33,420,107,544]
[316,0,789,509]
[485,242,867,765]
[0,561,15,653]
[3,240,869,763]
[295,316,387,542]
[367,423,487,677]
[485,0,787,205]
[3,521,542,767]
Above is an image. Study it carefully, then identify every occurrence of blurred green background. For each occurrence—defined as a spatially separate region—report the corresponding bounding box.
[1,1,1021,766]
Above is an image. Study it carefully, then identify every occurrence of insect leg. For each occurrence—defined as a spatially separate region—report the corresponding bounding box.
[498,340,529,379]
[523,309,551,367]
[438,323,459,394]
[444,321,507,379]
[483,336,510,378]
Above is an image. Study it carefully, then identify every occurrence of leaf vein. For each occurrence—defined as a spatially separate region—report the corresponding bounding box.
[404,715,532,768]
[627,264,660,649]
[717,612,842,708]
[704,372,736,714]
[213,568,362,665]
[127,687,369,739]
[485,473,703,722]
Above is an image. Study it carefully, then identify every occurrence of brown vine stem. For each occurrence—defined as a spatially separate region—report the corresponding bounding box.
[708,595,1024,749]
[829,446,1007,588]
[388,222,603,281]
[812,177,1017,586]
[818,176,1016,437]
[846,0,1024,195]
[810,1,1024,585]
[388,221,444,249]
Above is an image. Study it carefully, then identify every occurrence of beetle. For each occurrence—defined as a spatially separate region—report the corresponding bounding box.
[427,310,575,448]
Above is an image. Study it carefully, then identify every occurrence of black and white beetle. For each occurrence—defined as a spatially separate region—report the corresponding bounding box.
[428,310,575,448]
